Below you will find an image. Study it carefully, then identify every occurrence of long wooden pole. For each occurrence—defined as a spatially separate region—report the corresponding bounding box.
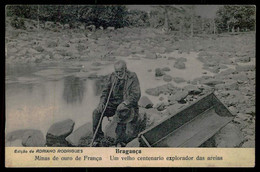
[90,77,117,147]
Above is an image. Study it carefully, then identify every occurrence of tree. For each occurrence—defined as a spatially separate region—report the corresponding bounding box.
[126,9,149,27]
[215,5,256,32]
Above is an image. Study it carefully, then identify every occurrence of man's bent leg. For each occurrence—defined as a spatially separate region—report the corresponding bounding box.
[92,106,118,140]
[115,123,127,146]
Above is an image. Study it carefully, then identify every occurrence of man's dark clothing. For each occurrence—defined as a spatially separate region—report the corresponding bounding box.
[92,70,141,144]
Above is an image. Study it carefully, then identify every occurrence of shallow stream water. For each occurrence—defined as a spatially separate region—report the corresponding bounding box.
[6,51,215,136]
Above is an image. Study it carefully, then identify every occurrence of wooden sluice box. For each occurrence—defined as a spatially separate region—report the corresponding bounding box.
[136,91,235,147]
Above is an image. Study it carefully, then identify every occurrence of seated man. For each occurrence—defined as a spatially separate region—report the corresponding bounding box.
[92,60,141,146]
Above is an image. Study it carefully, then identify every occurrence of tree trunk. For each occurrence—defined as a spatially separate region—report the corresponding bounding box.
[201,18,204,34]
[190,15,194,37]
[164,8,169,33]
[213,19,216,34]
[179,16,183,37]
[190,6,195,37]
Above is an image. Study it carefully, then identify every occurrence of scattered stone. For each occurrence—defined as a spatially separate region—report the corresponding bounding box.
[219,68,238,76]
[46,40,57,48]
[207,66,220,73]
[168,57,175,60]
[235,65,255,72]
[168,90,189,104]
[145,51,157,59]
[145,83,180,97]
[230,73,249,82]
[163,75,172,82]
[245,107,255,115]
[177,57,187,62]
[65,122,92,146]
[241,140,255,148]
[139,96,153,108]
[183,85,202,95]
[92,62,102,66]
[201,78,225,87]
[161,67,171,71]
[173,77,185,83]
[159,97,164,101]
[235,56,251,63]
[53,54,63,60]
[145,88,160,96]
[219,64,228,69]
[34,46,45,52]
[174,61,186,69]
[155,68,165,77]
[228,106,239,115]
[215,81,239,91]
[214,123,244,147]
[155,102,166,111]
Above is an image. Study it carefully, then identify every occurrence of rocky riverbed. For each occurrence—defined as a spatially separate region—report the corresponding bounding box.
[5,18,255,147]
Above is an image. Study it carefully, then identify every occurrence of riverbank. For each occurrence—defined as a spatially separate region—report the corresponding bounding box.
[5,19,255,147]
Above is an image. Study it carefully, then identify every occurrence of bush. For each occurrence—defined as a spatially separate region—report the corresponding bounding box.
[10,17,25,29]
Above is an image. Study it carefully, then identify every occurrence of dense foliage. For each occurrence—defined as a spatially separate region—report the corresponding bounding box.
[215,5,256,32]
[6,5,256,33]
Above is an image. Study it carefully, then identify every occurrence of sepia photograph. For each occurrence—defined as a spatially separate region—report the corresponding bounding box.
[4,4,255,167]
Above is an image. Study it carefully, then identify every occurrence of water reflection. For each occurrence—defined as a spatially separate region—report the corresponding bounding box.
[94,75,109,96]
[63,76,85,104]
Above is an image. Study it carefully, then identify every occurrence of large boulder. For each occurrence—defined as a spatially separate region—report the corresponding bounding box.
[46,119,75,146]
[139,96,153,109]
[66,122,92,146]
[126,138,140,147]
[6,129,45,147]
[22,130,45,147]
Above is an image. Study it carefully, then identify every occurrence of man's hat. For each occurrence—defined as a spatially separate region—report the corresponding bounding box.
[114,106,135,124]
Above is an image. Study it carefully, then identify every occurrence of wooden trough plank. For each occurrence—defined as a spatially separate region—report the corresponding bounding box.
[153,108,231,147]
[179,110,233,147]
[139,92,234,147]
[140,92,216,145]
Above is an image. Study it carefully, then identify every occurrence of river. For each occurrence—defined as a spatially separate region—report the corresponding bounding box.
[5,51,213,136]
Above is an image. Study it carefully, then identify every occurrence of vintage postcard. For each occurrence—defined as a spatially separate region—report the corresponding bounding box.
[5,5,255,167]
